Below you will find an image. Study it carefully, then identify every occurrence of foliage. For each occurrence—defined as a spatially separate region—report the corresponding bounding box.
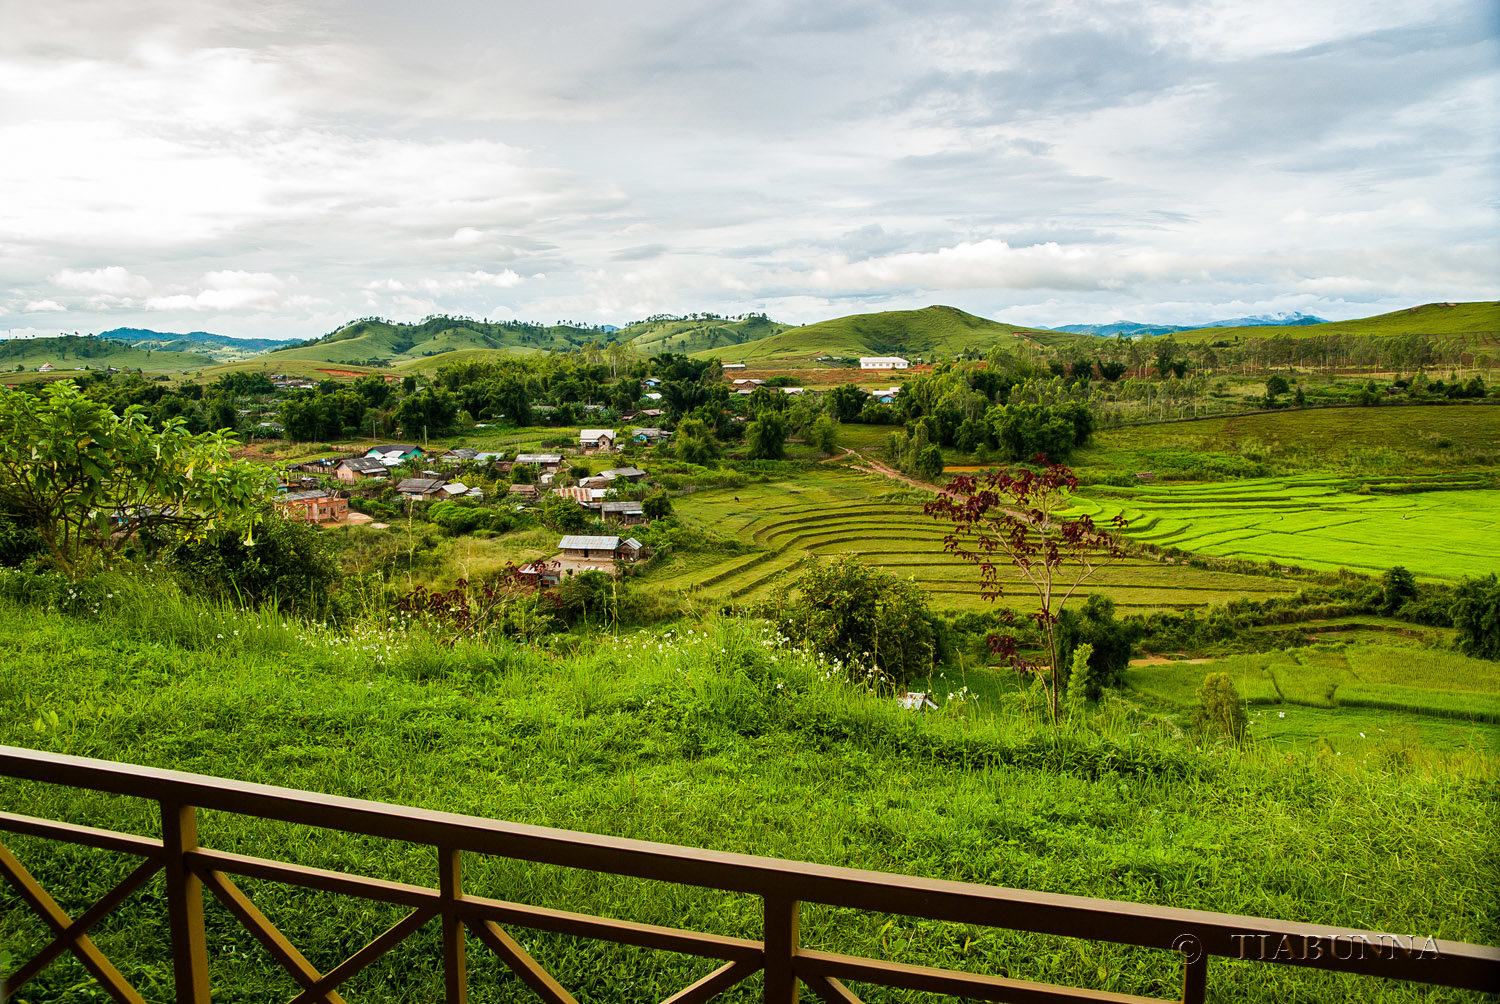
[807,415,840,455]
[1054,594,1139,700]
[1264,375,1290,401]
[642,491,672,521]
[394,569,543,644]
[165,506,339,614]
[773,556,944,688]
[1192,672,1248,747]
[914,444,945,481]
[394,388,459,439]
[989,402,1093,463]
[1065,642,1094,720]
[745,412,788,461]
[1451,574,1500,661]
[825,384,869,422]
[927,462,1127,721]
[0,382,264,573]
[0,513,44,567]
[539,495,588,532]
[1380,567,1418,616]
[428,500,514,536]
[673,416,722,464]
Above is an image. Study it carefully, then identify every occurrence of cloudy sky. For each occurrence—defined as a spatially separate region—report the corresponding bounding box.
[2,0,1496,339]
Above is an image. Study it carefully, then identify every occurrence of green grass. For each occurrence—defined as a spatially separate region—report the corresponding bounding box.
[666,467,1302,614]
[0,336,213,377]
[1074,404,1500,479]
[0,582,1495,1003]
[621,315,793,355]
[693,306,1080,365]
[1071,476,1500,579]
[1168,301,1500,344]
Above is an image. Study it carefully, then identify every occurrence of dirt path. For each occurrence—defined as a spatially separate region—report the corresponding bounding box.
[839,448,936,491]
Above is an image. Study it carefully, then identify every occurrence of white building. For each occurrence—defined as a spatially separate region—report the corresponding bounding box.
[859,356,909,370]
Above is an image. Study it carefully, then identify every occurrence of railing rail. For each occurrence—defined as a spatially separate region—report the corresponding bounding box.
[2,744,1496,1003]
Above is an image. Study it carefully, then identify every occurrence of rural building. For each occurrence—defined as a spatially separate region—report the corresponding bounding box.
[514,454,563,472]
[334,458,389,482]
[439,482,483,498]
[396,478,446,500]
[366,444,423,462]
[632,428,670,444]
[871,387,900,404]
[642,378,661,387]
[599,467,647,483]
[274,490,348,523]
[518,560,563,587]
[859,356,909,370]
[722,363,746,371]
[579,429,617,451]
[643,392,663,401]
[36,363,55,372]
[507,484,539,501]
[600,501,647,525]
[551,486,593,504]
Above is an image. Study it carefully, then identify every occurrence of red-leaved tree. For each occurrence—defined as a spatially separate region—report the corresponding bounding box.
[925,459,1127,722]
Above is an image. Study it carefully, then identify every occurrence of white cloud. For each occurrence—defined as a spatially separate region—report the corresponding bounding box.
[50,266,153,296]
[23,299,66,312]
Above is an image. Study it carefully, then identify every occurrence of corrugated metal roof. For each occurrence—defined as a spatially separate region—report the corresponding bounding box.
[515,454,562,464]
[579,428,616,439]
[558,535,619,550]
[621,538,642,550]
[552,487,592,503]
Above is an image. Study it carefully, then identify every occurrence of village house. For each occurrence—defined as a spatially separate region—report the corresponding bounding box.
[438,448,504,467]
[395,477,446,500]
[513,453,563,473]
[600,500,647,525]
[366,444,424,463]
[36,363,55,373]
[578,428,617,452]
[722,363,746,371]
[859,356,909,370]
[507,484,540,501]
[871,387,900,404]
[598,467,647,484]
[554,534,645,575]
[641,377,661,388]
[439,482,483,499]
[334,458,390,482]
[551,486,593,505]
[274,490,348,523]
[632,427,671,444]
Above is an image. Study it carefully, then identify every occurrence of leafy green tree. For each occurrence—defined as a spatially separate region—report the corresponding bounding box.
[1054,594,1139,699]
[1381,566,1419,615]
[1265,375,1289,402]
[395,388,459,439]
[166,503,338,613]
[642,491,672,521]
[774,556,943,688]
[1451,574,1500,660]
[673,416,721,464]
[0,382,264,572]
[1293,386,1306,406]
[807,415,839,455]
[745,411,788,460]
[1065,642,1094,720]
[353,374,394,408]
[826,384,868,422]
[539,495,587,532]
[914,444,945,481]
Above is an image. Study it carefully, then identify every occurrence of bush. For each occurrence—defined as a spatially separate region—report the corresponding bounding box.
[166,509,339,614]
[773,556,944,688]
[1192,672,1247,747]
[1055,595,1140,699]
[0,513,43,567]
[1451,574,1500,660]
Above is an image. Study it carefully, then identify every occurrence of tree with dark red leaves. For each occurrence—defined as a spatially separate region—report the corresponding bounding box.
[924,458,1127,722]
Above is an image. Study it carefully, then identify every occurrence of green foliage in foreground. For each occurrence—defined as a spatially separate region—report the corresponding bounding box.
[0,580,1495,1003]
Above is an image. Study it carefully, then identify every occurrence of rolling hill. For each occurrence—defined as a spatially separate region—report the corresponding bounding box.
[264,316,616,365]
[0,335,214,375]
[692,305,1078,365]
[99,327,298,362]
[618,314,793,355]
[1165,301,1500,344]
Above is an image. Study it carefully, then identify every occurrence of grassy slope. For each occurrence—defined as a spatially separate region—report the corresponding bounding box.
[0,336,213,374]
[1168,301,1500,344]
[693,306,1081,364]
[267,317,607,365]
[1,586,1494,1003]
[621,315,793,355]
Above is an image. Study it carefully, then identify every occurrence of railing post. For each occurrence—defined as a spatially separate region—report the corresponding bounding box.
[438,845,468,1003]
[160,801,210,1004]
[1182,951,1207,1004]
[763,895,800,1004]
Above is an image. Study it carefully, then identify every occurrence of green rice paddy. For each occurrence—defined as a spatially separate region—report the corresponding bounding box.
[665,468,1299,613]
[1070,476,1500,579]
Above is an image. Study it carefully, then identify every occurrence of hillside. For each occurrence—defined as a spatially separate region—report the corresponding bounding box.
[1055,313,1327,338]
[266,315,614,365]
[1167,301,1500,344]
[694,305,1078,364]
[99,327,298,362]
[619,314,793,354]
[0,334,213,374]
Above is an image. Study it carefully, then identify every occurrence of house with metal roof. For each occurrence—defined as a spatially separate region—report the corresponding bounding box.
[365,444,424,461]
[396,478,447,499]
[599,467,647,483]
[631,427,671,443]
[578,428,617,451]
[334,458,390,482]
[513,454,563,471]
[600,500,647,525]
[859,356,909,370]
[274,490,348,523]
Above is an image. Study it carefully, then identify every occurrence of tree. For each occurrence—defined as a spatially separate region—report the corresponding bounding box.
[1451,574,1500,660]
[826,384,869,422]
[642,491,672,521]
[807,415,839,455]
[1265,375,1289,402]
[166,503,338,613]
[1192,673,1247,747]
[1054,594,1138,699]
[673,416,721,464]
[914,444,945,481]
[745,412,788,460]
[1381,566,1419,615]
[774,556,943,688]
[0,382,264,573]
[925,462,1127,722]
[395,389,459,439]
[539,495,587,532]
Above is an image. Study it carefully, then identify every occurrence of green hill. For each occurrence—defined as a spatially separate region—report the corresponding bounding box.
[1168,301,1500,344]
[620,314,793,355]
[0,335,213,375]
[266,316,615,366]
[693,305,1080,364]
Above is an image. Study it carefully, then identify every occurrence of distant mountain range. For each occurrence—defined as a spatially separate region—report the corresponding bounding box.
[1050,312,1328,338]
[99,327,300,353]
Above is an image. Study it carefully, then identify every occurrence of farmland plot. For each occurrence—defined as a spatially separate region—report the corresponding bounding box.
[1071,476,1500,579]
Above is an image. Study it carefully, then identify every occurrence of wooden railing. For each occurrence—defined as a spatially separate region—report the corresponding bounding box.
[2,744,1496,1003]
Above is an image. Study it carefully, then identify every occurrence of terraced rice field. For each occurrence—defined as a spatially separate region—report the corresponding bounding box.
[1071,474,1500,579]
[665,468,1298,613]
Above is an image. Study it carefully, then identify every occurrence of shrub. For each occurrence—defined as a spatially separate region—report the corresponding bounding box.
[1451,574,1500,660]
[773,556,944,688]
[166,508,339,614]
[1192,672,1247,747]
[1054,595,1140,699]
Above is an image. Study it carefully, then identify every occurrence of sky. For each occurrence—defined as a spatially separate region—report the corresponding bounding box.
[1,0,1496,340]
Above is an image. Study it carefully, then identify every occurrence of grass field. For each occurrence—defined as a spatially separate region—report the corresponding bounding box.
[664,467,1301,614]
[1167,300,1500,344]
[1070,475,1500,579]
[1073,404,1500,478]
[1,583,1494,1004]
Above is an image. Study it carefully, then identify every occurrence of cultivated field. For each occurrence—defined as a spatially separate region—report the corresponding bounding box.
[664,467,1300,613]
[1070,475,1500,579]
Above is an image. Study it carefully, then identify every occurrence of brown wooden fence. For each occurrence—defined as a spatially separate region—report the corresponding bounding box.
[2,744,1496,1004]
